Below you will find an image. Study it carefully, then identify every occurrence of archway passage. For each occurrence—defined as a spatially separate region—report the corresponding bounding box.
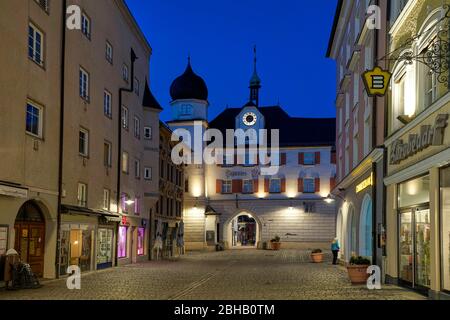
[14,201,46,277]
[231,214,257,248]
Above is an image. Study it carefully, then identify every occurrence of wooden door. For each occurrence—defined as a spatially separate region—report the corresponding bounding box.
[14,223,45,277]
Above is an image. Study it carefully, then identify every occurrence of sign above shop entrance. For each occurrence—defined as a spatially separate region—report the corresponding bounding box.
[356,173,373,193]
[390,114,449,165]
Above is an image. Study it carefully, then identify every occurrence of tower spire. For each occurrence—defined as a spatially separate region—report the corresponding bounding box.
[249,45,261,107]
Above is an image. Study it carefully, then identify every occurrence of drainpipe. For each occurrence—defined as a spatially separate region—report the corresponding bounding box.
[55,0,67,279]
[115,48,138,266]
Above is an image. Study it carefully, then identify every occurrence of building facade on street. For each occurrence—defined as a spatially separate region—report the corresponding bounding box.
[167,57,337,251]
[150,122,184,259]
[0,0,160,281]
[327,0,389,271]
[383,0,450,299]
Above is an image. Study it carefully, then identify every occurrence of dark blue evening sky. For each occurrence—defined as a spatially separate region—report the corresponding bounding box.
[125,0,338,122]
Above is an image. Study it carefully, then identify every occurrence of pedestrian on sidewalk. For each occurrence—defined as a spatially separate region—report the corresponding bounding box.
[331,238,340,265]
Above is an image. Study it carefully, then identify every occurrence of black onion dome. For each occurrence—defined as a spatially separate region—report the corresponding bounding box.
[170,59,208,101]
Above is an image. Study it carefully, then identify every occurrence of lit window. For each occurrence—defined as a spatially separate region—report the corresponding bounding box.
[28,23,44,65]
[137,227,145,256]
[79,128,89,157]
[77,183,87,207]
[122,152,129,174]
[118,226,127,258]
[26,102,43,137]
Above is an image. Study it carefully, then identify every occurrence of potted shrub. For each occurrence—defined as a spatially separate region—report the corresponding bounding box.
[310,249,323,263]
[347,256,371,284]
[270,236,281,250]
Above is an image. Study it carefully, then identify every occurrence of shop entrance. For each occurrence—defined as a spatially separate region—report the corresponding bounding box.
[14,201,46,277]
[230,214,257,248]
[399,206,431,292]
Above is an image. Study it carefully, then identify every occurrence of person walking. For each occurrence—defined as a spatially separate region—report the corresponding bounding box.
[331,238,340,265]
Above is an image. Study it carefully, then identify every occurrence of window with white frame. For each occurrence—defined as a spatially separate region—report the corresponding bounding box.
[303,178,315,193]
[26,101,43,137]
[421,47,438,110]
[28,23,44,65]
[134,116,140,139]
[134,159,140,179]
[392,71,406,131]
[105,41,113,64]
[144,126,152,140]
[122,64,129,82]
[79,128,89,157]
[77,183,87,207]
[104,141,112,167]
[134,78,139,96]
[121,106,129,129]
[81,13,91,39]
[122,152,129,174]
[243,180,254,194]
[104,90,112,117]
[144,167,152,180]
[269,178,281,193]
[79,67,89,101]
[103,189,110,210]
[222,180,232,194]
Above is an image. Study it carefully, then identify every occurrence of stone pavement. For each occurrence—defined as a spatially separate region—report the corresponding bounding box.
[0,249,425,300]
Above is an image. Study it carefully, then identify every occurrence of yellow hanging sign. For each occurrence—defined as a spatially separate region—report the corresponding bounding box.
[356,173,373,193]
[362,66,392,97]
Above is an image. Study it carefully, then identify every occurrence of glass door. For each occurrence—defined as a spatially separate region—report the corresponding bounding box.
[399,211,413,285]
[415,208,431,288]
[398,207,431,291]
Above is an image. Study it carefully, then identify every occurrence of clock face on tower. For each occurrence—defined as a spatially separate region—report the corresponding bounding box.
[243,112,257,126]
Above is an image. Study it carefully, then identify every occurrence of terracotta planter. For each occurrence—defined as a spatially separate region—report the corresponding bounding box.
[347,265,369,284]
[271,242,281,250]
[311,253,323,263]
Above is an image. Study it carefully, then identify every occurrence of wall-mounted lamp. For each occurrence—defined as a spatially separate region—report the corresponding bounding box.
[125,199,135,206]
[325,194,345,203]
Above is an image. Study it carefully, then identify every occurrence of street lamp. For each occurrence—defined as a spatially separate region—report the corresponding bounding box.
[325,194,345,203]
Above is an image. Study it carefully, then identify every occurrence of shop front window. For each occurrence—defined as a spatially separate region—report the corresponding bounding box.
[441,166,450,292]
[97,228,113,269]
[118,226,128,258]
[137,227,145,256]
[399,175,430,208]
[59,224,94,275]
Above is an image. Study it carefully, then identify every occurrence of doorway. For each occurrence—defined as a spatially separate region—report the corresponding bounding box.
[14,201,45,277]
[231,214,257,248]
[399,206,431,292]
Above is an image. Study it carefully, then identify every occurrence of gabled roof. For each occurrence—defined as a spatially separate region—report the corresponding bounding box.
[209,106,335,148]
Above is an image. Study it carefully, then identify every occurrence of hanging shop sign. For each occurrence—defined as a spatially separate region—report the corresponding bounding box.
[362,66,392,97]
[356,173,373,193]
[390,114,449,165]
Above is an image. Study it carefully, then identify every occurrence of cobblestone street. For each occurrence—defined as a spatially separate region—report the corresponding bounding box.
[0,250,425,300]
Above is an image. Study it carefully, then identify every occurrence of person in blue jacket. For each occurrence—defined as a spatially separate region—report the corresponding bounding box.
[331,238,340,265]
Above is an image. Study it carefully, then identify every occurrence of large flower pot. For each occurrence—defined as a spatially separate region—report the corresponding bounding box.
[311,253,323,263]
[347,265,369,284]
[271,242,281,250]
